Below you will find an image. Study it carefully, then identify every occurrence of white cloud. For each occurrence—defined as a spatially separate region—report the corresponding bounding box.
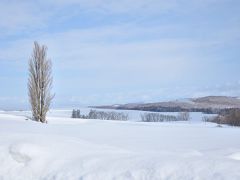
[47,0,223,14]
[0,1,49,32]
[0,0,234,37]
[47,0,178,13]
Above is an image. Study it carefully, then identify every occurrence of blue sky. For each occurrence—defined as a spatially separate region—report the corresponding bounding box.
[0,0,240,109]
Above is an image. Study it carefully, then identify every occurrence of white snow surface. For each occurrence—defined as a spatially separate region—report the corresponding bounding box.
[0,109,240,180]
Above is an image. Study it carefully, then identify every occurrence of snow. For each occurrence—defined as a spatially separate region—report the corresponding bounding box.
[0,110,240,180]
[229,152,240,161]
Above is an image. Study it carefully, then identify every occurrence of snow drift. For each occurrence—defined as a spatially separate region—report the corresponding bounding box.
[0,110,240,180]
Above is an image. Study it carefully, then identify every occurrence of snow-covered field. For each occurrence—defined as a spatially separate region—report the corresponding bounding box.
[0,109,240,180]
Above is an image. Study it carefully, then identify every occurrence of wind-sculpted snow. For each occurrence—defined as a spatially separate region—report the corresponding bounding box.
[0,111,240,180]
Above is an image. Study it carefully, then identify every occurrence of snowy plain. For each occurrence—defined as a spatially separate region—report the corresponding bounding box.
[0,109,240,180]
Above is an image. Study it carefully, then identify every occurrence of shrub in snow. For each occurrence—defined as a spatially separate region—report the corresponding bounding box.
[71,109,81,118]
[202,116,217,123]
[177,112,190,121]
[71,109,129,121]
[76,110,80,118]
[141,113,182,122]
[87,110,129,121]
[71,109,77,118]
[223,109,240,126]
[140,112,190,122]
[207,109,240,126]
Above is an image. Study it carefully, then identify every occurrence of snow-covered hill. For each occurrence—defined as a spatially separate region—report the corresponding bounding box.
[94,96,240,113]
[0,110,240,180]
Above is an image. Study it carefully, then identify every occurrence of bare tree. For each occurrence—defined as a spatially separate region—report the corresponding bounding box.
[178,112,190,121]
[28,41,54,123]
[140,113,178,122]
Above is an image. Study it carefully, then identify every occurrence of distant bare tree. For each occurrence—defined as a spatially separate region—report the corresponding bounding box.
[140,113,178,122]
[178,112,190,121]
[72,109,129,121]
[71,109,77,118]
[207,109,240,127]
[28,41,54,123]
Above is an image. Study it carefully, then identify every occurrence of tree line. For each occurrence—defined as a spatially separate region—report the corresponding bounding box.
[140,112,190,122]
[203,108,240,126]
[72,109,190,122]
[72,109,129,121]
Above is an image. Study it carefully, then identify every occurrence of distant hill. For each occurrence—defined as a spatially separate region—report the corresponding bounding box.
[92,96,240,114]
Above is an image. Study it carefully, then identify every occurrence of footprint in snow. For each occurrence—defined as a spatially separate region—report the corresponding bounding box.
[9,143,43,165]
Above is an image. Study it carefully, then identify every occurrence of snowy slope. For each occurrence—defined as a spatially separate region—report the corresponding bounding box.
[0,111,240,180]
[0,108,216,122]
